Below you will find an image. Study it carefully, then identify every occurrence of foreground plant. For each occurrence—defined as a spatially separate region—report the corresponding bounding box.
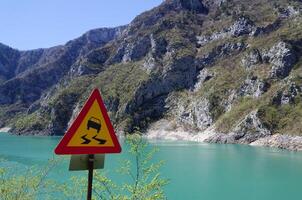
[0,158,60,200]
[94,133,168,200]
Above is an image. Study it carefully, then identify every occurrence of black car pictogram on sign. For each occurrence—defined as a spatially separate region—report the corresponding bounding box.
[87,117,101,133]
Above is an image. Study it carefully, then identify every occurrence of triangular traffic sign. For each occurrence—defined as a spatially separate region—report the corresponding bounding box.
[54,88,122,155]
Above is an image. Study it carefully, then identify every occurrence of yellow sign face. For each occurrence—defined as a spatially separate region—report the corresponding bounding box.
[67,100,114,147]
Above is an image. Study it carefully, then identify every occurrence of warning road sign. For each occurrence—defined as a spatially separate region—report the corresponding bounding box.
[54,88,122,155]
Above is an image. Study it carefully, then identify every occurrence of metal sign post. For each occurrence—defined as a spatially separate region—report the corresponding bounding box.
[87,154,94,200]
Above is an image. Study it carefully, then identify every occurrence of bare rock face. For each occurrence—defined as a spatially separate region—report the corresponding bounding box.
[272,82,301,105]
[251,19,282,37]
[241,42,298,79]
[223,90,236,111]
[108,34,164,65]
[68,27,127,77]
[198,42,246,68]
[230,110,271,143]
[241,49,262,69]
[205,110,271,144]
[69,64,101,76]
[0,43,20,82]
[169,0,209,14]
[124,53,198,130]
[229,17,255,37]
[265,42,297,79]
[170,97,213,131]
[237,76,270,98]
[194,68,214,91]
[206,110,272,144]
[122,36,152,62]
[279,6,300,18]
[143,55,156,72]
[280,82,301,105]
[211,0,227,6]
[251,134,302,151]
[197,17,255,46]
[45,92,79,135]
[0,27,124,105]
[142,34,159,72]
[197,32,229,47]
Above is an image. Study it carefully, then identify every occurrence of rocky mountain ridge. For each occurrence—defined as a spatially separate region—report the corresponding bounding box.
[1,0,302,150]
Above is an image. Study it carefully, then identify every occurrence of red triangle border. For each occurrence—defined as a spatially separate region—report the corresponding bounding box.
[54,88,122,155]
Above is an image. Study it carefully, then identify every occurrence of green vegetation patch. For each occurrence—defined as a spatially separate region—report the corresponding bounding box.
[13,112,49,132]
[0,104,27,128]
[215,97,261,133]
[49,75,94,107]
[258,100,302,136]
[248,16,302,49]
[12,76,94,134]
[215,80,286,133]
[92,62,149,107]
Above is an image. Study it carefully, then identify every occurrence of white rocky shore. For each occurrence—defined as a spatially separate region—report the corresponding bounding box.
[146,120,302,151]
[0,127,11,132]
[251,135,302,151]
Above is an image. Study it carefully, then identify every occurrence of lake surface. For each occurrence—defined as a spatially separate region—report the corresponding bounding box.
[1,132,302,200]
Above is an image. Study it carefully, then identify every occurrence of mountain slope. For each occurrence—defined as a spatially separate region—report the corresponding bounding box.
[0,0,302,151]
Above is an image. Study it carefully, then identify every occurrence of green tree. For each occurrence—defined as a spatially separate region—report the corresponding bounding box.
[0,159,60,200]
[94,133,168,200]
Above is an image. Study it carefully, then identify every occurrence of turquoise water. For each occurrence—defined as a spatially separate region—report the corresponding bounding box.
[1,132,302,200]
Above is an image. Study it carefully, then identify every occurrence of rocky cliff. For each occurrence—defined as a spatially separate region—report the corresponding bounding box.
[0,0,302,150]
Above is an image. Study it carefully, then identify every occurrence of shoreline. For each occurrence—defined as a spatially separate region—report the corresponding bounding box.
[0,127,11,133]
[2,125,302,151]
[146,126,302,151]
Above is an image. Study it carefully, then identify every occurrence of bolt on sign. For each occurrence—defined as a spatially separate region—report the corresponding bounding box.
[54,88,122,155]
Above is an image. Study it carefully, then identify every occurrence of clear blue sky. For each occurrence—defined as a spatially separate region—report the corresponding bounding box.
[0,0,163,50]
